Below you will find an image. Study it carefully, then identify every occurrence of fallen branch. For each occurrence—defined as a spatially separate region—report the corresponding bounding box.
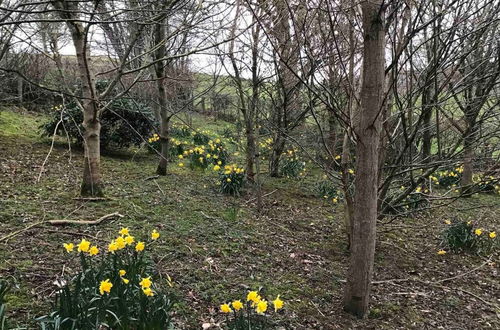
[0,212,124,243]
[49,212,124,225]
[72,197,113,202]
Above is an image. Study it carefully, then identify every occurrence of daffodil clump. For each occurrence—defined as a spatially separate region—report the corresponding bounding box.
[258,137,273,161]
[440,219,498,255]
[217,164,245,195]
[38,228,175,329]
[432,166,463,189]
[315,178,342,204]
[219,290,285,329]
[279,149,306,178]
[171,123,191,138]
[473,174,499,194]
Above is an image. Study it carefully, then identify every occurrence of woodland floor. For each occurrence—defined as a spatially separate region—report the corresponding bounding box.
[0,108,499,329]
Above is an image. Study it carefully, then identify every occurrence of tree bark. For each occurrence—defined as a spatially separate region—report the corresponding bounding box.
[343,0,385,318]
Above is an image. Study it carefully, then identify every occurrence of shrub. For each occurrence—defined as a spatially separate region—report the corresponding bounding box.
[217,164,245,195]
[42,98,155,149]
[279,149,305,178]
[36,228,175,329]
[440,220,498,254]
[219,290,284,329]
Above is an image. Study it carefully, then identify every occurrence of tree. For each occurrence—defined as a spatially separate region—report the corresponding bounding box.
[343,0,385,318]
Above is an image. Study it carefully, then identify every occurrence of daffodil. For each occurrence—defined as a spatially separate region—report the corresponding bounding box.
[139,276,152,289]
[437,250,446,255]
[151,229,160,240]
[220,303,232,313]
[119,227,129,236]
[273,295,284,311]
[247,291,259,302]
[475,228,483,236]
[122,278,129,284]
[255,300,268,314]
[124,235,135,245]
[99,279,113,295]
[135,241,145,252]
[108,240,118,253]
[77,239,91,252]
[444,219,451,225]
[489,231,496,239]
[63,243,74,253]
[89,245,99,256]
[119,269,126,276]
[213,165,220,171]
[142,287,154,297]
[232,300,243,311]
[178,163,184,167]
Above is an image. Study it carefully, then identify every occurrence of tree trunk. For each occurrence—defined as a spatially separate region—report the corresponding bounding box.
[153,11,169,176]
[269,134,285,177]
[343,0,385,318]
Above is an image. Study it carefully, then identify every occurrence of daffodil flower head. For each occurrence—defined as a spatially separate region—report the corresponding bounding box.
[151,229,160,240]
[119,269,126,276]
[135,241,145,252]
[119,227,129,236]
[63,243,74,253]
[77,239,91,252]
[255,300,268,314]
[124,235,135,245]
[273,295,284,311]
[89,245,99,256]
[142,287,154,297]
[139,276,152,289]
[231,300,243,311]
[220,303,232,313]
[99,279,113,295]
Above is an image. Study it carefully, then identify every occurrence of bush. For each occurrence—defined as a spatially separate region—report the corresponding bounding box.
[279,149,305,178]
[42,98,155,149]
[219,290,284,329]
[217,164,245,195]
[36,228,175,329]
[440,220,498,254]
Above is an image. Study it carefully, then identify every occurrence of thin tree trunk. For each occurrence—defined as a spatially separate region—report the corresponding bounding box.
[343,0,385,318]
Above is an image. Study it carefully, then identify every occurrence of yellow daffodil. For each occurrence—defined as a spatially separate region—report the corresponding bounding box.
[99,279,113,295]
[122,278,129,284]
[444,219,451,225]
[489,231,497,239]
[116,236,126,249]
[220,303,232,313]
[108,240,118,253]
[139,277,152,289]
[142,287,154,297]
[437,250,446,255]
[77,239,91,252]
[151,229,160,240]
[178,163,184,167]
[124,235,135,245]
[119,227,129,236]
[247,291,259,303]
[226,178,231,182]
[255,300,268,314]
[63,243,74,253]
[166,274,174,287]
[213,165,220,171]
[348,169,354,175]
[273,295,284,311]
[232,300,243,311]
[119,269,126,276]
[135,241,145,252]
[475,228,483,236]
[89,245,99,256]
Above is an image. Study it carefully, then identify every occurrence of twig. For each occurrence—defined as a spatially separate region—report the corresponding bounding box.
[153,179,165,196]
[72,197,112,201]
[145,175,160,181]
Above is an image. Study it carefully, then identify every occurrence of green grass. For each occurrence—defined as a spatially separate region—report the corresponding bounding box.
[0,108,499,329]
